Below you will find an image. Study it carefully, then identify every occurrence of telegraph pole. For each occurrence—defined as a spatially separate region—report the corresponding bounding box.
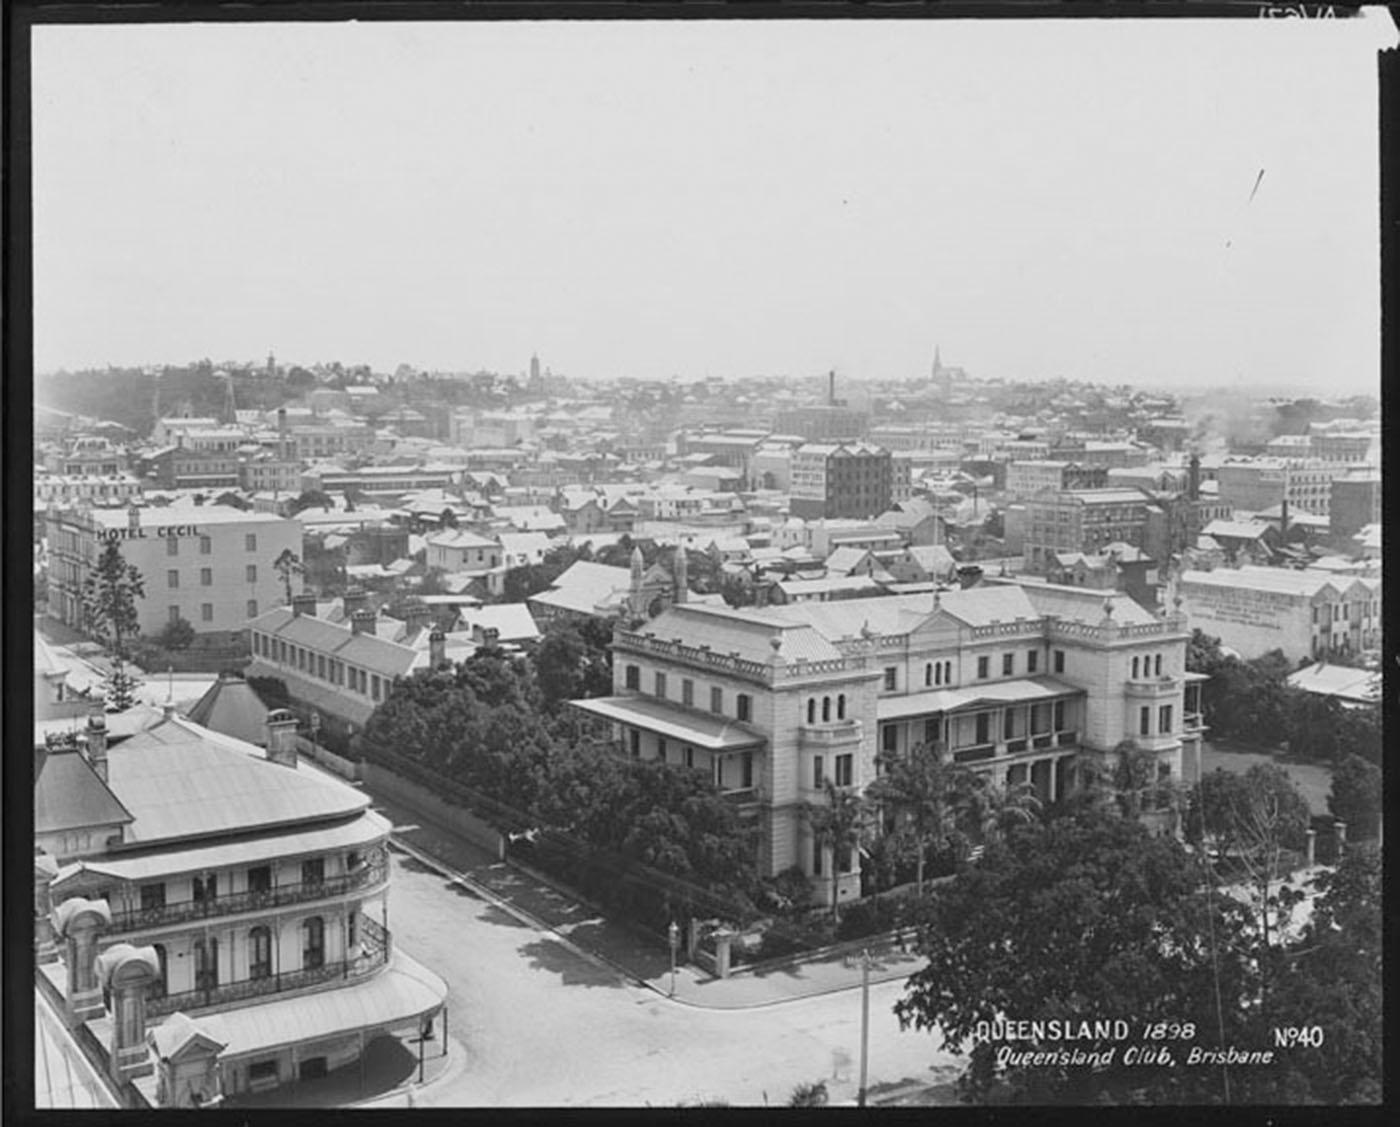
[857,948,871,1107]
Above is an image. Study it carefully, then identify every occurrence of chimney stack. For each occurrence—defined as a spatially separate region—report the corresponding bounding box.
[1188,453,1201,502]
[343,587,369,619]
[264,709,299,768]
[127,504,141,533]
[828,369,836,407]
[291,593,317,618]
[429,630,447,669]
[85,704,109,784]
[404,601,432,637]
[351,609,376,636]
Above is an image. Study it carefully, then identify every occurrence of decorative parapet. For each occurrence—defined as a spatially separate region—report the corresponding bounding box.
[614,632,774,684]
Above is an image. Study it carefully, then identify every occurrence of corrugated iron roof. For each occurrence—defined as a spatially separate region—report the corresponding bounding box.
[572,696,765,751]
[35,752,134,835]
[63,809,390,884]
[193,949,447,1060]
[105,717,368,845]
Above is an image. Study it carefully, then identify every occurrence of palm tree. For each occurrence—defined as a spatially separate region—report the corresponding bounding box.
[959,770,1042,851]
[804,780,871,917]
[272,548,304,608]
[867,742,969,895]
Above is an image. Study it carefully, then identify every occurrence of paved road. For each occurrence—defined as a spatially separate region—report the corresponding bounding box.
[383,851,961,1107]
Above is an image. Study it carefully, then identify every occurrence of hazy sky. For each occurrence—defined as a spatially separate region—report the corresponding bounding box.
[32,15,1395,392]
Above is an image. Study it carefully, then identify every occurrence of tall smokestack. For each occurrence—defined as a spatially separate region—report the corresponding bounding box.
[1188,453,1200,502]
[828,369,836,407]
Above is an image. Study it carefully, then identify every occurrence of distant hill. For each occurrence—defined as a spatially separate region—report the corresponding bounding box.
[36,366,297,439]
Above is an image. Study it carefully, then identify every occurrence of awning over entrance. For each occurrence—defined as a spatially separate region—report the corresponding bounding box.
[958,676,1081,708]
[184,949,447,1061]
[877,688,966,721]
[571,696,765,752]
[877,676,1082,721]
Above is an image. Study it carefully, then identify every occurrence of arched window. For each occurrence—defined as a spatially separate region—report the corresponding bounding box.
[837,694,846,720]
[302,917,325,970]
[822,697,831,722]
[1131,657,1139,679]
[934,662,943,686]
[249,926,272,980]
[925,663,933,687]
[1155,654,1162,677]
[807,699,816,724]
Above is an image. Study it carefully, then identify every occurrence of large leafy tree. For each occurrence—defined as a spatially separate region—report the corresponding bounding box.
[534,620,613,709]
[1249,844,1380,1104]
[1185,764,1311,955]
[1327,754,1381,841]
[361,648,753,892]
[895,803,1264,1104]
[803,780,871,917]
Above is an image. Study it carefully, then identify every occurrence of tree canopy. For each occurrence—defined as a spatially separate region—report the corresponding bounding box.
[359,647,753,893]
[897,803,1264,1104]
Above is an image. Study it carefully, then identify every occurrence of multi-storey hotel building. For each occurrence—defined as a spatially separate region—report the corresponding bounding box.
[45,502,302,639]
[36,708,447,1107]
[573,579,1204,906]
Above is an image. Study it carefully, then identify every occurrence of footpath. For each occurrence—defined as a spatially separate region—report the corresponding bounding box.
[368,788,927,1011]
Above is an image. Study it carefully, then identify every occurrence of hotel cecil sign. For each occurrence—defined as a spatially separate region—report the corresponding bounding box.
[98,524,204,542]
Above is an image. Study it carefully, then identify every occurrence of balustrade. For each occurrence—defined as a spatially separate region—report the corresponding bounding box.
[105,854,388,935]
[146,934,389,1018]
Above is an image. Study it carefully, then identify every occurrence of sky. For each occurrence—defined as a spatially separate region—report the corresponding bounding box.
[31,14,1395,394]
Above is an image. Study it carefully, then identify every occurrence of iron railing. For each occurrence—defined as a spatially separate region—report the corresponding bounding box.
[105,853,387,935]
[147,918,389,1017]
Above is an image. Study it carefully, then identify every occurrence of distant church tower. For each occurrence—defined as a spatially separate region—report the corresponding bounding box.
[932,345,943,379]
[627,545,647,616]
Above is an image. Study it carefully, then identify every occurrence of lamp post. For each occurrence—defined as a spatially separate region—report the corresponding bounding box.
[667,921,679,997]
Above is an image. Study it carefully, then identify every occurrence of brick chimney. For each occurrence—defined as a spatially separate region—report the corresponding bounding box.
[85,703,109,784]
[1188,453,1201,502]
[264,709,299,768]
[403,601,432,637]
[343,587,369,619]
[429,630,447,669]
[291,593,317,618]
[351,609,377,636]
